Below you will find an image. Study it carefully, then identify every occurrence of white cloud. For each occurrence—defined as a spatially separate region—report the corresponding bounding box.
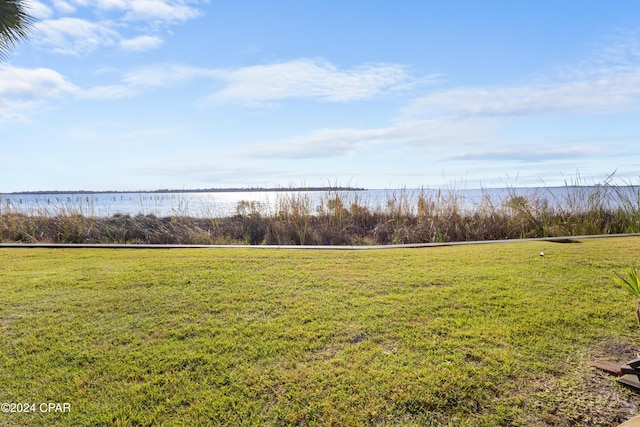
[586,28,640,71]
[81,84,138,99]
[81,59,417,104]
[52,0,77,14]
[290,94,633,161]
[403,68,640,119]
[234,59,640,161]
[0,99,39,123]
[79,64,213,99]
[34,18,119,55]
[240,127,391,159]
[238,117,498,159]
[121,64,213,87]
[205,59,418,106]
[30,0,203,55]
[0,66,78,98]
[446,145,606,162]
[95,0,129,11]
[124,0,201,23]
[119,35,164,51]
[27,0,54,19]
[0,66,78,123]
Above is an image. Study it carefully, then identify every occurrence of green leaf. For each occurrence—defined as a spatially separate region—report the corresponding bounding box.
[613,268,640,299]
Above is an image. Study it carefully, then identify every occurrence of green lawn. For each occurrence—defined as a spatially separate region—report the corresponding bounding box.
[1,238,640,426]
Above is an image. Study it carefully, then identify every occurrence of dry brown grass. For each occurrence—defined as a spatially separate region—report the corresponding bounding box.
[2,181,640,245]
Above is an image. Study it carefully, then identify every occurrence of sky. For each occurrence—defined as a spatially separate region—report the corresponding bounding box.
[2,0,640,192]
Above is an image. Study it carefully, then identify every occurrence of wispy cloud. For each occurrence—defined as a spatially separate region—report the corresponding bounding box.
[205,59,420,106]
[583,28,640,71]
[119,35,164,52]
[64,121,180,143]
[123,0,201,24]
[446,145,606,162]
[135,162,281,185]
[31,0,203,55]
[1,58,423,118]
[9,26,640,173]
[402,29,640,122]
[34,18,119,55]
[120,64,213,88]
[28,0,54,19]
[238,117,498,159]
[238,54,640,161]
[51,0,77,15]
[402,69,640,120]
[239,127,391,159]
[82,59,424,104]
[79,64,213,99]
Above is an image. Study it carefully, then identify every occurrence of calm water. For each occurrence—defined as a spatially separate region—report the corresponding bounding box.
[1,186,637,218]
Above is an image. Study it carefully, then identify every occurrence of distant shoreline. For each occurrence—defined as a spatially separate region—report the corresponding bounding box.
[3,186,366,195]
[1,183,619,196]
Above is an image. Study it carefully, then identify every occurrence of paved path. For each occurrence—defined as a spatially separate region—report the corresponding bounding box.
[620,415,640,426]
[0,233,638,249]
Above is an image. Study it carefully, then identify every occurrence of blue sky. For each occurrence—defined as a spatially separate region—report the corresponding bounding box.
[2,0,640,191]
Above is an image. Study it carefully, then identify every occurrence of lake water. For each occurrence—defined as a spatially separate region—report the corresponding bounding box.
[1,186,637,218]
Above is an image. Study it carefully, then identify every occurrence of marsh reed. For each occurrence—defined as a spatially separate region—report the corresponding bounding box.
[2,177,640,245]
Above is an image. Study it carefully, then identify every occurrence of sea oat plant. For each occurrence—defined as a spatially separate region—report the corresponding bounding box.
[613,267,640,327]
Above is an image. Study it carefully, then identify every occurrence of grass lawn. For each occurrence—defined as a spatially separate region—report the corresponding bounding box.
[1,237,640,426]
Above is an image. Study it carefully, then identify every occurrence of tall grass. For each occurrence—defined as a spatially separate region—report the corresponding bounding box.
[2,176,640,245]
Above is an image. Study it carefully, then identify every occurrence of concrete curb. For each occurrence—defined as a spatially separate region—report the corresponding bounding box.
[0,233,639,250]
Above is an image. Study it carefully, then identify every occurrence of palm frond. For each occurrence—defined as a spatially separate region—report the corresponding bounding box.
[0,0,36,61]
[613,268,640,299]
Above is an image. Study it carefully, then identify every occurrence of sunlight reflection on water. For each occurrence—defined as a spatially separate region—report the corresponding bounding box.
[0,186,636,218]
